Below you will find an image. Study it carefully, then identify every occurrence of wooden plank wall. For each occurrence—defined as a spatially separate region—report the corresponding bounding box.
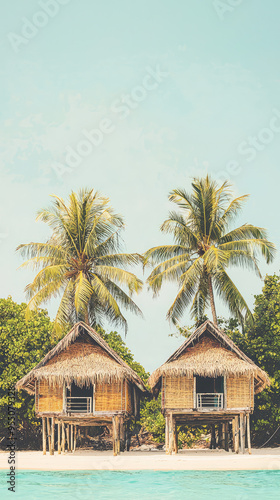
[226,375,252,409]
[163,375,194,409]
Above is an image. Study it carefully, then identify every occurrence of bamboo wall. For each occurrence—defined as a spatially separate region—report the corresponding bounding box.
[162,375,194,409]
[36,380,63,413]
[35,379,135,415]
[226,375,254,409]
[161,374,254,411]
[95,380,134,413]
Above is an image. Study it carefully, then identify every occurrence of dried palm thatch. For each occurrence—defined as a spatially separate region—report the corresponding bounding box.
[148,320,270,394]
[16,322,147,394]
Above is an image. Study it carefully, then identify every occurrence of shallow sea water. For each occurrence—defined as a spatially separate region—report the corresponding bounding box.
[1,470,280,500]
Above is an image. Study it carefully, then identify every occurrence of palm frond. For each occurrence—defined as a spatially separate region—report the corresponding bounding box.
[167,257,203,323]
[94,266,143,294]
[213,268,253,324]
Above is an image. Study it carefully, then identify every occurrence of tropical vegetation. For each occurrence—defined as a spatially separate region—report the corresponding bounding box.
[0,297,57,448]
[144,176,275,325]
[224,274,280,446]
[17,189,143,334]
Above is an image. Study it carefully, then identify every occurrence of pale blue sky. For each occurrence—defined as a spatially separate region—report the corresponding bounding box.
[1,0,280,372]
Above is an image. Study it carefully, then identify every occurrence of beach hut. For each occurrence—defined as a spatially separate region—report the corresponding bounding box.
[16,321,147,456]
[149,320,270,454]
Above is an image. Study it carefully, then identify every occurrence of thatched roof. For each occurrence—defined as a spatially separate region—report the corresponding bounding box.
[148,320,270,394]
[16,322,147,395]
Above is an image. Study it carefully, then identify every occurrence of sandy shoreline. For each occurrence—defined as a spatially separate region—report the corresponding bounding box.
[1,448,280,471]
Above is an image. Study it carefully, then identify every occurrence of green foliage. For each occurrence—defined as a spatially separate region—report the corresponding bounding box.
[223,275,280,446]
[139,396,165,442]
[96,326,149,383]
[144,175,275,325]
[0,297,57,448]
[17,189,143,334]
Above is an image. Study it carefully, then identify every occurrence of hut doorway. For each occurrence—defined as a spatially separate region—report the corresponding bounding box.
[195,376,224,409]
[66,383,94,414]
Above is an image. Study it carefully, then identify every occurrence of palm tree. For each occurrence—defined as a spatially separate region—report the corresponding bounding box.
[17,189,143,333]
[144,176,275,326]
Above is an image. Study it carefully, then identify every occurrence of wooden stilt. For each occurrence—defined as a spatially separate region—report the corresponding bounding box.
[221,423,226,450]
[232,419,236,452]
[58,421,61,454]
[50,417,55,455]
[117,417,121,455]
[235,416,239,454]
[225,422,229,452]
[168,414,174,455]
[247,414,252,455]
[74,425,77,453]
[120,417,125,452]
[174,420,178,454]
[218,424,222,448]
[239,414,245,454]
[47,418,51,453]
[77,427,81,448]
[66,424,70,452]
[165,416,169,454]
[125,422,131,451]
[210,425,216,449]
[70,424,73,452]
[62,422,65,453]
[42,417,47,455]
[112,416,117,456]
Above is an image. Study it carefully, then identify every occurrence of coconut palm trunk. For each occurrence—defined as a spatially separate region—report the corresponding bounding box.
[84,308,89,326]
[207,273,218,326]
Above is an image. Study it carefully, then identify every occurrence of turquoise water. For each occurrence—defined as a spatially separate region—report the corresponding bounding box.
[1,470,280,499]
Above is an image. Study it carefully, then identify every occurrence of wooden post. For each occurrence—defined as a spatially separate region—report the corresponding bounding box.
[42,418,47,455]
[61,421,65,453]
[242,414,246,454]
[117,417,121,455]
[112,416,117,456]
[210,425,216,449]
[165,416,169,454]
[47,418,51,453]
[235,416,239,454]
[70,424,74,452]
[50,417,55,455]
[74,425,77,453]
[174,420,178,454]
[168,414,174,455]
[225,422,229,452]
[239,414,245,454]
[232,419,236,452]
[120,417,125,452]
[66,424,70,452]
[247,414,252,455]
[221,423,226,450]
[218,424,222,448]
[125,422,131,451]
[58,421,61,454]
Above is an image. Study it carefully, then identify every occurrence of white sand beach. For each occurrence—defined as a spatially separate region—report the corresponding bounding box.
[1,448,280,471]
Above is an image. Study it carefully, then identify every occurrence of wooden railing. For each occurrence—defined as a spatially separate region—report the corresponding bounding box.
[196,393,223,409]
[66,397,92,413]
